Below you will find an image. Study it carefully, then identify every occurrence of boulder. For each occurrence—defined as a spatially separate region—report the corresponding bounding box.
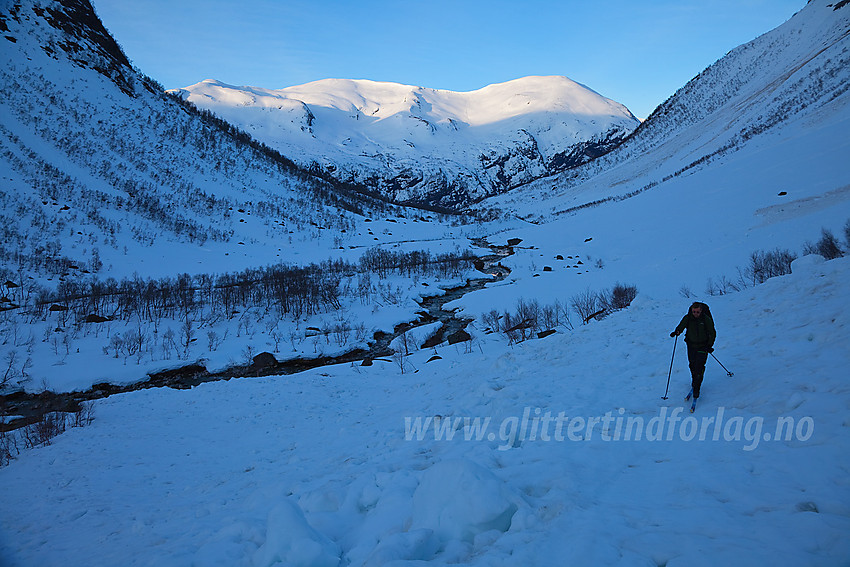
[447,330,471,345]
[252,352,278,370]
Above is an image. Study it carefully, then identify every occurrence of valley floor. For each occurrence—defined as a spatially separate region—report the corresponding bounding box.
[1,255,849,566]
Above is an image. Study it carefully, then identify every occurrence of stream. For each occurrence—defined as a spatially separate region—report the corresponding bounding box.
[0,239,515,431]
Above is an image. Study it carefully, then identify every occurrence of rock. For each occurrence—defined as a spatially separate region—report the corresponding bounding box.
[252,352,278,370]
[447,330,471,345]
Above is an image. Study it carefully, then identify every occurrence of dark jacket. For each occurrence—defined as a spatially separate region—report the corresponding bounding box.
[675,313,716,349]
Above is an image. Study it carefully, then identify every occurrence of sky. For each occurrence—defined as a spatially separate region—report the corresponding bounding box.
[91,0,803,119]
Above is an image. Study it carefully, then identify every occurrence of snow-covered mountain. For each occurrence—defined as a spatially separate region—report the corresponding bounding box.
[487,0,850,221]
[172,76,639,209]
[0,0,430,284]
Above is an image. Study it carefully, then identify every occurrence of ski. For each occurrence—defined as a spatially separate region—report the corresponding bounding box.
[685,388,693,402]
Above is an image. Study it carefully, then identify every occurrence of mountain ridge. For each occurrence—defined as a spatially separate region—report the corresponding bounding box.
[0,0,425,285]
[172,75,640,209]
[484,0,850,221]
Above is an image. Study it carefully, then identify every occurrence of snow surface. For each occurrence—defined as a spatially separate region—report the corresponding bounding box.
[1,0,850,565]
[1,254,849,566]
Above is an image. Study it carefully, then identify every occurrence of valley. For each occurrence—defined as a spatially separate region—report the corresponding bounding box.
[1,0,849,565]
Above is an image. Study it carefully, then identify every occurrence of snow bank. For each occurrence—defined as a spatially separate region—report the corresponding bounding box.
[410,459,519,545]
[253,500,341,567]
[362,529,440,566]
[791,253,826,274]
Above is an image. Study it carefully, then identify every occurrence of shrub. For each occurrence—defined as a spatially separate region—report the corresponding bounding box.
[540,303,560,330]
[844,219,850,250]
[482,309,501,333]
[605,283,638,310]
[803,228,844,260]
[570,288,601,324]
[1,429,17,467]
[22,412,67,448]
[746,248,797,285]
[501,298,541,344]
[487,284,634,346]
[70,402,95,428]
[705,275,741,296]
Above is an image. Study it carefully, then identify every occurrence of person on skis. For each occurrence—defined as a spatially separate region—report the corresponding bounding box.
[670,302,716,401]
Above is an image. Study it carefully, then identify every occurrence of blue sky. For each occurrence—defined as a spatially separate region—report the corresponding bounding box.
[92,0,803,119]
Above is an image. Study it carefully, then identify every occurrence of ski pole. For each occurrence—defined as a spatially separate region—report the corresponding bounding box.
[662,335,678,399]
[710,352,734,377]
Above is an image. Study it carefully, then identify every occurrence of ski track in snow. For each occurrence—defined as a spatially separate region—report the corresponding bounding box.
[754,184,850,227]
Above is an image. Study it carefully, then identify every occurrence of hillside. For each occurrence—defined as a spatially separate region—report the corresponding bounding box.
[487,0,850,221]
[0,0,845,400]
[0,0,428,285]
[173,75,639,209]
[0,0,488,397]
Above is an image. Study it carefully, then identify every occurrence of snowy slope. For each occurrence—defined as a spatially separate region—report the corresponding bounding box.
[0,0,430,284]
[460,0,850,319]
[0,0,491,397]
[173,76,639,209]
[1,253,848,566]
[0,0,844,393]
[486,0,850,220]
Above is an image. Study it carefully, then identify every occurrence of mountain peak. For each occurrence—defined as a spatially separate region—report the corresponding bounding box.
[173,75,640,207]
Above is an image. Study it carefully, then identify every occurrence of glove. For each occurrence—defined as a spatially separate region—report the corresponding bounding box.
[707,347,714,353]
[670,331,678,338]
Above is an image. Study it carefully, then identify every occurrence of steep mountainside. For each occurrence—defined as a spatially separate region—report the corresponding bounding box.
[488,0,850,220]
[173,76,639,209]
[0,0,404,283]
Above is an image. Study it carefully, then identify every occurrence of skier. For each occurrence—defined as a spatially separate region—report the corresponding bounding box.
[670,302,716,404]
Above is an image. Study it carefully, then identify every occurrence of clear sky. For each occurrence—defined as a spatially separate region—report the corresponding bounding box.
[91,0,803,119]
